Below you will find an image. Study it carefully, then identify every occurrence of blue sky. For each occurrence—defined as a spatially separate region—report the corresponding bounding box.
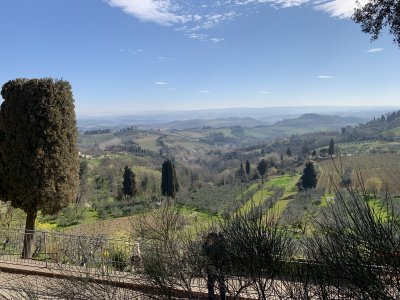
[0,0,399,116]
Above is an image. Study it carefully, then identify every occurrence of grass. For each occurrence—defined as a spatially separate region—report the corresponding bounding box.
[239,187,274,214]
[268,175,300,213]
[136,134,160,152]
[80,209,98,225]
[177,205,219,223]
[273,199,291,213]
[78,133,118,149]
[367,198,391,221]
[239,175,300,215]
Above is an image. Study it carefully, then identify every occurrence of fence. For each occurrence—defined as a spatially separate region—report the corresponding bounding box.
[0,227,139,277]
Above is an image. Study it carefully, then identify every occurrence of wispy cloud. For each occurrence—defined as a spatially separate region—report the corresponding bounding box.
[106,0,188,26]
[210,37,224,43]
[187,33,208,41]
[259,91,272,94]
[367,48,384,53]
[155,81,168,85]
[315,0,368,19]
[107,0,369,42]
[318,75,335,79]
[119,48,144,54]
[200,90,210,93]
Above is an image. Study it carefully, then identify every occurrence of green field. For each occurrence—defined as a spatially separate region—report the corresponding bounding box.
[317,153,400,195]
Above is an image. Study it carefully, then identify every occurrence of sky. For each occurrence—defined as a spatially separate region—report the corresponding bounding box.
[0,0,399,116]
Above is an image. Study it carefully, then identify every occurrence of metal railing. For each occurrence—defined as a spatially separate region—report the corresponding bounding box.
[0,227,140,277]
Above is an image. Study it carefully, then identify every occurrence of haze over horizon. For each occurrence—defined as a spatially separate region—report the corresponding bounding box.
[1,0,399,115]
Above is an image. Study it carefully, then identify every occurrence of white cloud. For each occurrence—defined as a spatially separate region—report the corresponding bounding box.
[259,91,272,94]
[315,0,369,19]
[106,0,188,26]
[367,48,384,53]
[210,37,224,43]
[236,0,310,8]
[119,48,144,54]
[187,33,208,41]
[155,81,168,85]
[200,90,210,93]
[318,75,335,79]
[202,12,238,30]
[107,0,370,41]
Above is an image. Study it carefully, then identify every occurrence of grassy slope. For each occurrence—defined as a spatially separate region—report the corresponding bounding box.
[239,175,300,214]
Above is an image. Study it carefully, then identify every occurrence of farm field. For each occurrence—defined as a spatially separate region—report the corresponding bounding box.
[78,133,120,150]
[239,175,299,214]
[317,153,400,195]
[337,140,400,155]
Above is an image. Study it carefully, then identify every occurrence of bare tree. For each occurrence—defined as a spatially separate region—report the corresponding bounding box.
[220,207,297,300]
[307,174,400,299]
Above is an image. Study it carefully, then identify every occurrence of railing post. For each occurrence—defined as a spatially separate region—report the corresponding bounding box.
[101,238,105,277]
[44,231,48,268]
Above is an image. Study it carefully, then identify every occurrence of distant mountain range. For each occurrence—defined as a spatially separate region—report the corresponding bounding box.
[77,106,399,131]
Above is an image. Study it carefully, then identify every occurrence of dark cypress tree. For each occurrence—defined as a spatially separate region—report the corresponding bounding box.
[257,159,268,184]
[328,138,335,156]
[161,159,179,198]
[245,160,251,176]
[0,78,79,258]
[300,161,317,190]
[286,148,292,157]
[238,162,246,182]
[122,166,137,197]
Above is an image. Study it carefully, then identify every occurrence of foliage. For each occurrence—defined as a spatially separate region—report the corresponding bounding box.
[122,165,137,197]
[307,184,400,299]
[365,176,382,197]
[353,0,400,47]
[219,208,297,300]
[245,159,251,175]
[299,161,317,190]
[257,159,268,184]
[176,184,240,215]
[76,159,90,206]
[341,166,353,187]
[0,78,79,258]
[161,160,179,198]
[328,138,335,155]
[237,162,247,182]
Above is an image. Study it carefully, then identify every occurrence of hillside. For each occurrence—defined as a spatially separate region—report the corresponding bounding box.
[77,106,395,131]
[272,113,363,131]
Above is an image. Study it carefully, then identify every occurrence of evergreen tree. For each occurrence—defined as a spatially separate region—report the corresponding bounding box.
[122,166,137,197]
[161,159,179,198]
[0,78,79,258]
[300,161,317,190]
[257,159,268,184]
[328,138,335,156]
[286,148,292,157]
[245,160,251,176]
[238,162,246,182]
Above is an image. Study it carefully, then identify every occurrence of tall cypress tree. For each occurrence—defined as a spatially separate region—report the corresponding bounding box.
[0,78,79,258]
[122,166,137,197]
[238,162,246,182]
[161,159,179,198]
[257,159,268,184]
[245,160,251,176]
[328,138,335,156]
[300,161,318,190]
